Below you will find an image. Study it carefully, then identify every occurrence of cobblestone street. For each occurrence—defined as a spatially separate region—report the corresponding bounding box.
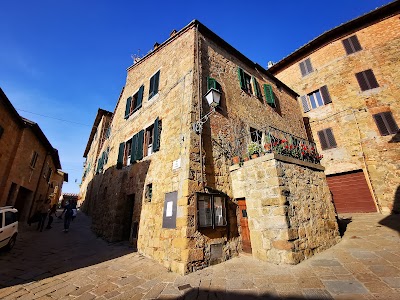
[0,211,399,299]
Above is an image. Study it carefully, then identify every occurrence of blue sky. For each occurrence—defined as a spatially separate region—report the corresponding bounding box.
[0,0,392,193]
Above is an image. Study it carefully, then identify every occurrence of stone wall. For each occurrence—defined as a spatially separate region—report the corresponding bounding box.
[230,154,340,264]
[272,14,400,213]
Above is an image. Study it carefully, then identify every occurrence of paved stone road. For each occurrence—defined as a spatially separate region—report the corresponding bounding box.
[0,211,399,299]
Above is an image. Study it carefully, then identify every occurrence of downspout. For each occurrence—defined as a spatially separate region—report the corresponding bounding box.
[195,23,205,191]
[28,152,50,219]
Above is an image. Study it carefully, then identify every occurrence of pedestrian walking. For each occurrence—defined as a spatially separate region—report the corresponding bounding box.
[37,199,50,232]
[61,201,73,232]
[46,204,57,229]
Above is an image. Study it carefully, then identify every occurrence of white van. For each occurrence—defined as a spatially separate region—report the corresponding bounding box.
[0,206,18,250]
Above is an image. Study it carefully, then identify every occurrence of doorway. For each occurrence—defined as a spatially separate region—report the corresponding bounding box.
[237,198,252,253]
[122,194,135,241]
[14,186,33,220]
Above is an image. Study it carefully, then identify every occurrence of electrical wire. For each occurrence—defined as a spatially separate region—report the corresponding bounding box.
[16,108,91,127]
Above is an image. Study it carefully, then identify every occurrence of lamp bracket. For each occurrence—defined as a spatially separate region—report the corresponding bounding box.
[193,107,216,134]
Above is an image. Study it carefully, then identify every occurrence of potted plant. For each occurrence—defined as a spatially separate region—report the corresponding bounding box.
[247,142,263,159]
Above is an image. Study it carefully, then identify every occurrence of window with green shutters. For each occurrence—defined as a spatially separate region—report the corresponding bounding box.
[117,142,125,169]
[124,85,144,119]
[263,84,276,108]
[237,67,253,94]
[252,77,262,99]
[207,77,221,91]
[149,70,160,100]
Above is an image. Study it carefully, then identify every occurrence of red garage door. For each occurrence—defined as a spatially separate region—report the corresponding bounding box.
[327,170,376,213]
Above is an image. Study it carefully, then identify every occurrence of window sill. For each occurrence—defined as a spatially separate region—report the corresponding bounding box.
[148,93,159,101]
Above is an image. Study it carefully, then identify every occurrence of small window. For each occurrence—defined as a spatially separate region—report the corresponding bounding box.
[124,139,133,166]
[263,84,276,108]
[0,212,3,228]
[145,184,153,202]
[144,125,154,157]
[197,193,227,228]
[355,69,379,91]
[149,70,160,100]
[250,127,262,144]
[0,125,4,139]
[237,68,253,94]
[317,128,337,150]
[207,77,221,91]
[299,58,314,77]
[373,112,399,136]
[300,85,332,112]
[342,35,362,55]
[30,151,39,169]
[124,86,144,119]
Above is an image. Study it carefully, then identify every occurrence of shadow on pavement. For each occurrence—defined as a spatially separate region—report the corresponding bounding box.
[379,185,400,234]
[180,288,331,299]
[0,211,134,289]
[337,216,352,237]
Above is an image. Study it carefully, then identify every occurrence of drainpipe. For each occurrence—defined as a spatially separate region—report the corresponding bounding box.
[195,23,205,192]
[28,152,50,219]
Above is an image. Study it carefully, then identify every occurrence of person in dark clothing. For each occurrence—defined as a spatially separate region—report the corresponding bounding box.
[46,204,57,229]
[61,201,73,232]
[37,200,50,232]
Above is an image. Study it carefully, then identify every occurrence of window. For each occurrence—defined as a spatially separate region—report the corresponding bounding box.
[263,84,276,108]
[148,70,160,100]
[5,211,17,226]
[197,193,227,228]
[250,127,262,144]
[300,85,332,112]
[355,69,379,91]
[317,128,337,150]
[0,212,2,228]
[299,58,314,77]
[30,151,39,169]
[96,148,109,174]
[145,184,153,202]
[46,168,52,183]
[0,125,4,139]
[373,112,399,136]
[117,118,162,168]
[124,86,144,119]
[342,35,362,55]
[207,77,221,91]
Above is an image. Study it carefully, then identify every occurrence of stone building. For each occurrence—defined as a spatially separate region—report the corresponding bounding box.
[269,2,400,214]
[0,88,66,221]
[80,20,340,274]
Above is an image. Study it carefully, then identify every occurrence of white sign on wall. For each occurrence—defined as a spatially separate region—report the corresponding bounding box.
[172,158,181,170]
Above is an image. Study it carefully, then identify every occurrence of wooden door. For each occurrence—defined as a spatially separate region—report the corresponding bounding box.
[327,170,376,213]
[237,199,252,253]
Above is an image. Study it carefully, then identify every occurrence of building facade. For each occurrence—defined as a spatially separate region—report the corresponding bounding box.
[0,88,66,220]
[80,21,339,274]
[269,2,400,214]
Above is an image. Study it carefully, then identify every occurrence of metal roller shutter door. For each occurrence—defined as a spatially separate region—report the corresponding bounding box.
[327,170,376,213]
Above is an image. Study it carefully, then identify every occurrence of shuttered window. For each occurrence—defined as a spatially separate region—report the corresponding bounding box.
[373,112,399,136]
[237,67,252,94]
[153,118,162,152]
[207,77,221,91]
[300,85,332,112]
[30,151,39,168]
[299,58,314,77]
[263,84,276,108]
[149,70,160,100]
[317,128,337,150]
[124,85,144,119]
[252,77,262,99]
[355,69,379,91]
[117,142,125,169]
[342,35,362,55]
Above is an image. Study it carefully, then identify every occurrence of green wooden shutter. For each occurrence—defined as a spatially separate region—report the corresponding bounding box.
[136,85,144,109]
[207,77,216,90]
[252,77,261,98]
[237,67,245,90]
[124,97,132,119]
[137,130,144,160]
[131,134,138,162]
[117,142,125,169]
[153,117,160,152]
[263,84,276,107]
[154,70,160,95]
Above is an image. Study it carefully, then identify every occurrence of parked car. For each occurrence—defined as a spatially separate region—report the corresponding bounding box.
[0,206,18,250]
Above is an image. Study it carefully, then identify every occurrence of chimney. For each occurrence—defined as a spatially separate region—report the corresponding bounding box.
[153,42,160,50]
[170,29,177,37]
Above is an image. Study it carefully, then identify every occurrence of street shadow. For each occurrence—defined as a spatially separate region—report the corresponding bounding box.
[337,216,352,237]
[0,211,135,289]
[178,287,330,299]
[378,185,400,234]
